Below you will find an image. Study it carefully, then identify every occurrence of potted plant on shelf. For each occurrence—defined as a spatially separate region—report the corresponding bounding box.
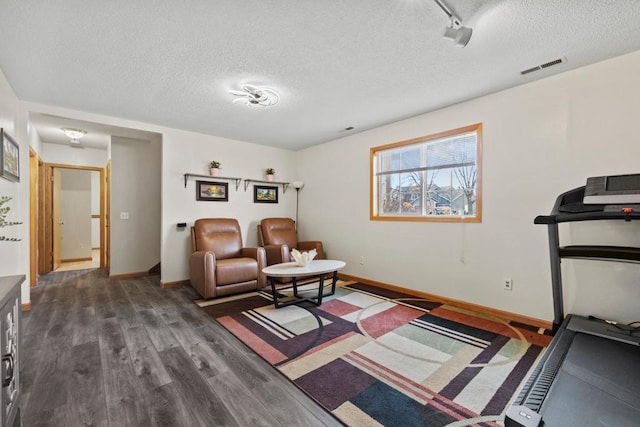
[209,161,221,176]
[265,167,276,182]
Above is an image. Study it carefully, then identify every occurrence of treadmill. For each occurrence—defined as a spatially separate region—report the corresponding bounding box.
[506,175,640,427]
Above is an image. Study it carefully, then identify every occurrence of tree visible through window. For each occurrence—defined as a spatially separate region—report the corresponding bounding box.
[371,123,482,222]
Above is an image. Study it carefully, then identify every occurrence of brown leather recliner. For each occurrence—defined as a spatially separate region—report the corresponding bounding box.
[189,218,266,299]
[257,217,325,266]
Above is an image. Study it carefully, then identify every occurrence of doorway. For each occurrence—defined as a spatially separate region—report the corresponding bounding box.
[42,163,107,275]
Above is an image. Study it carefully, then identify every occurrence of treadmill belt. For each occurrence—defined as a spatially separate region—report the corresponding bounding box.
[538,333,640,426]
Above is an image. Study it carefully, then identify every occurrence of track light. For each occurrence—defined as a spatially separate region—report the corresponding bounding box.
[433,0,472,48]
[443,24,472,48]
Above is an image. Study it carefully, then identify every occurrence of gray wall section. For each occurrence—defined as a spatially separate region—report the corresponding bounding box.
[110,136,161,275]
[60,169,92,260]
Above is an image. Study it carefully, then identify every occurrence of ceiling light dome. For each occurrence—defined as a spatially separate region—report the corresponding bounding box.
[61,127,87,144]
[62,128,87,140]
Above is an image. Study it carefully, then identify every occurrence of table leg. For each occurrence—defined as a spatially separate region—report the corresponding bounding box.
[269,269,341,308]
[268,276,281,308]
[316,273,326,305]
[330,270,338,295]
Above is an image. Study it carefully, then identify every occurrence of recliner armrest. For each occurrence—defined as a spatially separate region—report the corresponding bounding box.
[240,246,265,261]
[189,250,217,298]
[240,246,267,287]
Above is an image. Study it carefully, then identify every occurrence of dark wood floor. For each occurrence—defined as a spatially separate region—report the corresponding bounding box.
[22,269,342,427]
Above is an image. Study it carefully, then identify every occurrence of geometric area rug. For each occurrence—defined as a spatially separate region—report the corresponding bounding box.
[198,281,553,427]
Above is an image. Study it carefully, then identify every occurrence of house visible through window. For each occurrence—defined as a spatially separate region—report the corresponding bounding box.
[371,123,482,222]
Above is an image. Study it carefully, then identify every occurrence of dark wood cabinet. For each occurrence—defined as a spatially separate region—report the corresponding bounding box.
[0,276,22,427]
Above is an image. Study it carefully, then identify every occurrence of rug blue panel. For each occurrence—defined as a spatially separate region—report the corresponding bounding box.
[350,381,458,427]
[295,358,376,411]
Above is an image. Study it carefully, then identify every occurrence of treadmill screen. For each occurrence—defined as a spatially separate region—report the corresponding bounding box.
[606,175,640,191]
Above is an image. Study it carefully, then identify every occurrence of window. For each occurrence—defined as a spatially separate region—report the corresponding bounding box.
[371,123,482,222]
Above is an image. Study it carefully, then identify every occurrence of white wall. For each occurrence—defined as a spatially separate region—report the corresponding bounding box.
[27,120,43,157]
[297,50,640,324]
[41,142,108,168]
[161,131,297,284]
[10,50,640,322]
[0,69,29,305]
[110,136,162,275]
[60,169,92,260]
[18,102,300,283]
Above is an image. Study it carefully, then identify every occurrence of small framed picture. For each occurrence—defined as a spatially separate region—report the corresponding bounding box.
[196,181,229,201]
[254,185,278,203]
[0,129,19,182]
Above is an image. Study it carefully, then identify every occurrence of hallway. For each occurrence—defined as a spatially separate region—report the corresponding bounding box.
[54,249,100,272]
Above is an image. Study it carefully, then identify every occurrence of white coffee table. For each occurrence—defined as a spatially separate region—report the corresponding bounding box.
[262,260,346,308]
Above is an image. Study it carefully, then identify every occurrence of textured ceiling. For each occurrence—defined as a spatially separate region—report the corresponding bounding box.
[2,0,640,150]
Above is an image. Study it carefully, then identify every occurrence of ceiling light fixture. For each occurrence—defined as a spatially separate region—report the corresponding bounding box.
[61,127,87,144]
[433,0,472,48]
[228,84,279,108]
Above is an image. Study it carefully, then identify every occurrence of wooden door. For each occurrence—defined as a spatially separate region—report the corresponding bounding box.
[104,161,110,273]
[38,159,47,275]
[29,149,38,286]
[52,168,63,271]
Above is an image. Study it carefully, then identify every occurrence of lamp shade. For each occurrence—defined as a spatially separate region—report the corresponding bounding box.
[290,181,304,189]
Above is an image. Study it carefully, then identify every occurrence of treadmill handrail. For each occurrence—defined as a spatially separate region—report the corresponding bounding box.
[536,185,640,329]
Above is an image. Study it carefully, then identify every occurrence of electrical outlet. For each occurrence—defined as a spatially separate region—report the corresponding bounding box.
[359,256,365,265]
[503,278,513,291]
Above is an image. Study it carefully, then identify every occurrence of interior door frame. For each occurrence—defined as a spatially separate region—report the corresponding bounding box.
[28,148,38,286]
[43,163,107,273]
[105,161,110,273]
[52,168,62,270]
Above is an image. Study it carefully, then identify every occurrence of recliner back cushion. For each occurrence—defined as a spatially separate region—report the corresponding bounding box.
[193,218,242,259]
[260,218,297,249]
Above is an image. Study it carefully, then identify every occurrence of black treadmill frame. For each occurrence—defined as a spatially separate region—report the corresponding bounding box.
[533,185,640,331]
[506,185,640,426]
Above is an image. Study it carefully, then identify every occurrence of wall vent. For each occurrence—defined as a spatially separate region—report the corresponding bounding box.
[520,57,566,76]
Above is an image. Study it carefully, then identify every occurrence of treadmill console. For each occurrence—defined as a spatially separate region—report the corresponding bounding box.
[584,173,640,204]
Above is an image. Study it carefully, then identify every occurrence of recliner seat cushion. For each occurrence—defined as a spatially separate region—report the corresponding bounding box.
[216,257,258,286]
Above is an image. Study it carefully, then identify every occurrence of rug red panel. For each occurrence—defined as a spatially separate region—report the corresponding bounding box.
[360,304,425,339]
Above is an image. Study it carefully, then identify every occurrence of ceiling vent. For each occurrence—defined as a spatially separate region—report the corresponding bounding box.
[520,57,566,76]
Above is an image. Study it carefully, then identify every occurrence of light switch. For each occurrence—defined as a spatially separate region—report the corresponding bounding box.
[120,212,129,220]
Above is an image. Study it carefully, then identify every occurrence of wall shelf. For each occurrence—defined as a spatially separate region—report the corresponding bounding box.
[244,179,290,193]
[183,173,242,190]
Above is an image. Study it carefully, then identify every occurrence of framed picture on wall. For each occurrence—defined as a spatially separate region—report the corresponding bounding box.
[196,180,228,201]
[254,185,278,203]
[0,129,19,182]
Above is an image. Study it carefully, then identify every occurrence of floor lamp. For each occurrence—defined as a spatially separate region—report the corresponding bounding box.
[290,181,305,228]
